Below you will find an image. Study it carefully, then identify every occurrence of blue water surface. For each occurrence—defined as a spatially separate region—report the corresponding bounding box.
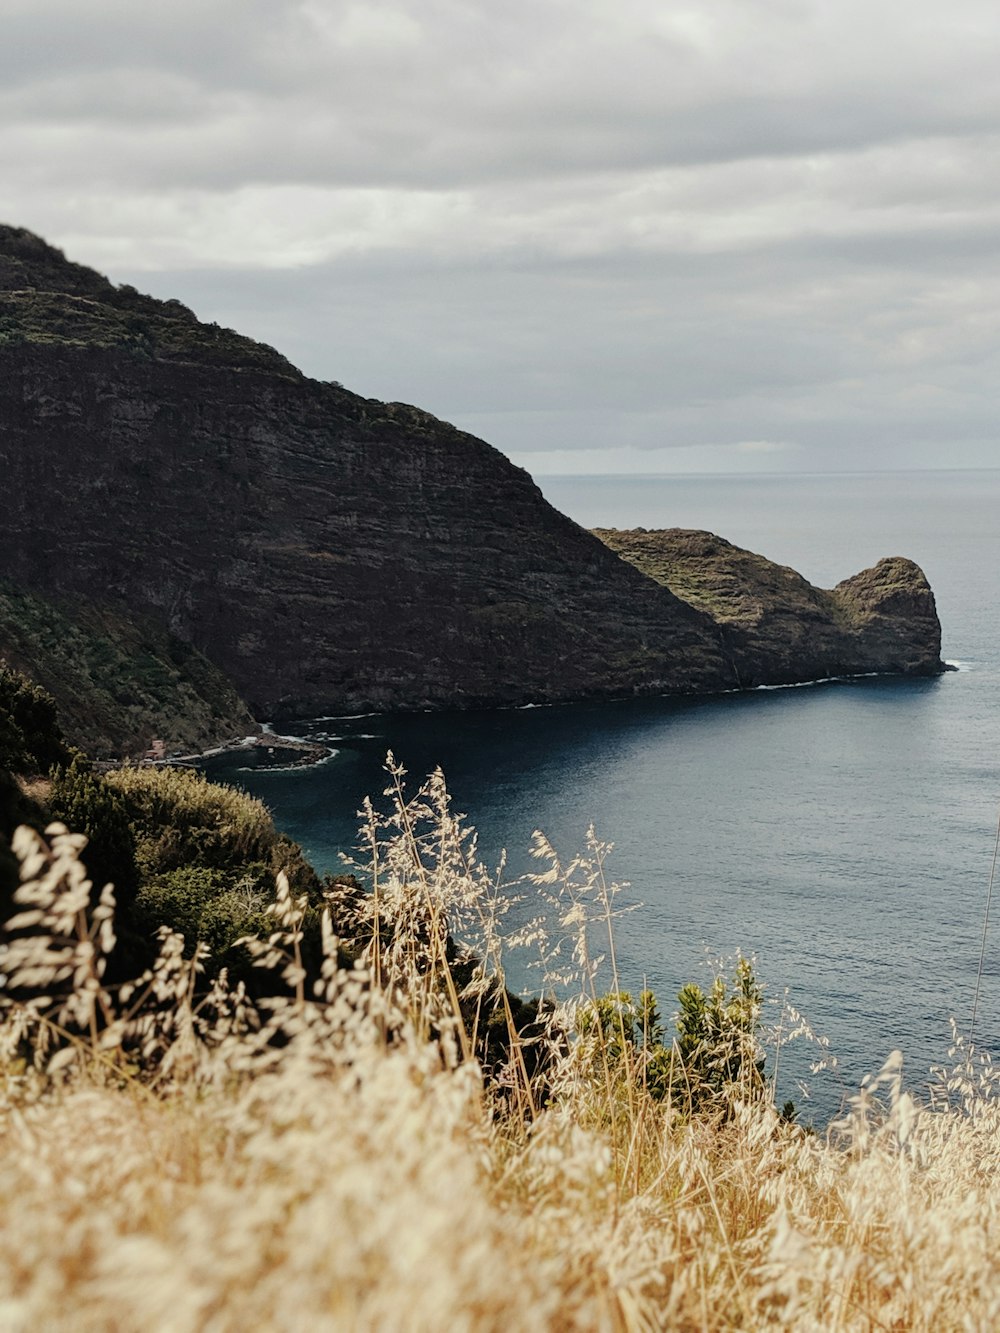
[205,468,1000,1122]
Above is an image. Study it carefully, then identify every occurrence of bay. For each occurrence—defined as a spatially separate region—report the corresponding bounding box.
[205,468,1000,1121]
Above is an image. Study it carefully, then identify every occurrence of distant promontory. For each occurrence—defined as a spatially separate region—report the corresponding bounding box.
[592,528,943,688]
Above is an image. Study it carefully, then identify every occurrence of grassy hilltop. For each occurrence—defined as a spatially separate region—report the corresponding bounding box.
[0,767,997,1328]
[594,526,944,685]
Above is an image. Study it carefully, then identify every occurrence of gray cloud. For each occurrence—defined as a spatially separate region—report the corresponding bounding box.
[5,0,1000,472]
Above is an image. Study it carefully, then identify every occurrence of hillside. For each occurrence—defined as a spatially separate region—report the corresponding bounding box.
[0,582,254,757]
[0,225,739,721]
[0,766,993,1329]
[0,225,942,736]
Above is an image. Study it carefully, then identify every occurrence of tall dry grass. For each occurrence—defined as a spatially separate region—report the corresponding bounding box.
[0,758,998,1330]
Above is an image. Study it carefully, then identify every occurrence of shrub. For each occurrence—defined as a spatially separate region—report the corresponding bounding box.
[575,960,770,1114]
[96,767,323,981]
[48,757,139,912]
[134,863,289,988]
[0,770,28,902]
[673,955,767,1108]
[0,665,71,773]
[197,883,274,963]
[133,865,234,946]
[106,765,292,877]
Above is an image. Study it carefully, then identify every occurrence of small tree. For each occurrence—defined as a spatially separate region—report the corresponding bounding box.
[0,665,71,773]
[580,957,770,1114]
[673,956,766,1108]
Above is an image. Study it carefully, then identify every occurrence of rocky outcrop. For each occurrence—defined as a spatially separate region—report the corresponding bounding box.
[592,529,943,685]
[0,225,943,737]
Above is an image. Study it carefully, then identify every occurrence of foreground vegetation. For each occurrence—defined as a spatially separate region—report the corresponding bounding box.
[0,751,998,1330]
[0,666,325,987]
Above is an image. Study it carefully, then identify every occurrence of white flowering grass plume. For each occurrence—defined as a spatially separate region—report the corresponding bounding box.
[0,764,998,1329]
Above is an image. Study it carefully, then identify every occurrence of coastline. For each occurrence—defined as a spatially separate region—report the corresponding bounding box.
[155,660,958,777]
[97,728,335,775]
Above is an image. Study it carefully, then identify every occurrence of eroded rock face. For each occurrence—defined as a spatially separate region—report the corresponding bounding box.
[833,558,943,676]
[592,529,943,686]
[0,226,738,719]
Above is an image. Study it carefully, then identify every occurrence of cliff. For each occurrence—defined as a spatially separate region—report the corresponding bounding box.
[592,528,943,685]
[0,225,943,741]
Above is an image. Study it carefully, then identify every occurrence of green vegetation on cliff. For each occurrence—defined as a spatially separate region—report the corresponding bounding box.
[0,662,72,774]
[0,582,254,758]
[0,664,316,980]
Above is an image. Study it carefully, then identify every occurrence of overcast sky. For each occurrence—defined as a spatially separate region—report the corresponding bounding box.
[5,0,1000,474]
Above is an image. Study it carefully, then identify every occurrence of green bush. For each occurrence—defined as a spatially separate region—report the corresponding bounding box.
[135,864,276,980]
[580,958,769,1113]
[197,885,274,962]
[0,665,71,773]
[0,666,71,907]
[0,767,44,905]
[673,956,767,1108]
[49,757,139,912]
[134,865,234,946]
[135,862,326,990]
[106,766,287,875]
[96,767,324,984]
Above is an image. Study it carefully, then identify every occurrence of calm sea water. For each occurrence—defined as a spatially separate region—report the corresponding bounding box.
[206,469,1000,1121]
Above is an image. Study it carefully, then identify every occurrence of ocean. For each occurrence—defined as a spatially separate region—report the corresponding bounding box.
[204,468,1000,1122]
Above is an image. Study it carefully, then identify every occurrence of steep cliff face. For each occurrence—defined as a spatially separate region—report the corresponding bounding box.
[0,226,739,719]
[592,529,943,685]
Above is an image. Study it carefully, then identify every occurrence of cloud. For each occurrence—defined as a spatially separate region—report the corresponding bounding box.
[4,0,1000,472]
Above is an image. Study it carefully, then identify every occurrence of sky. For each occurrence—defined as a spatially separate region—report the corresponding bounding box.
[5,0,1000,475]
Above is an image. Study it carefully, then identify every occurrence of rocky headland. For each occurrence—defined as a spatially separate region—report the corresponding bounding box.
[0,224,945,755]
[592,528,943,688]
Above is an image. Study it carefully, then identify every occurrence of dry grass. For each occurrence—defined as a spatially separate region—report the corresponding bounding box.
[0,761,998,1331]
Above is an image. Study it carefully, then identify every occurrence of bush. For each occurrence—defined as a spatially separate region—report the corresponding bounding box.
[0,665,71,773]
[106,765,274,872]
[0,768,38,904]
[578,958,768,1113]
[48,757,139,912]
[90,767,323,981]
[134,864,279,986]
[134,865,234,946]
[673,956,767,1108]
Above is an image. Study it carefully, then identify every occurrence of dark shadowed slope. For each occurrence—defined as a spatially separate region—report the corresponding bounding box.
[0,224,737,720]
